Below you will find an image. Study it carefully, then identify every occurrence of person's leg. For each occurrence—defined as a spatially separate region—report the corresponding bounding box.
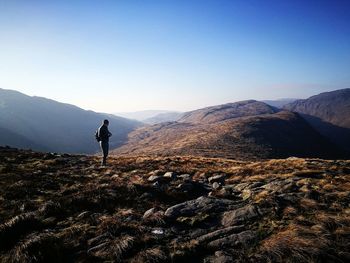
[101,142,108,165]
[105,142,109,164]
[100,142,106,165]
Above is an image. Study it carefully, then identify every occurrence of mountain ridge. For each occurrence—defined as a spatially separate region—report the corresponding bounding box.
[112,100,345,160]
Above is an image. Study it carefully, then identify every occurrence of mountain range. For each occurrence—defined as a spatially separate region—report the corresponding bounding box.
[1,88,349,159]
[112,100,345,159]
[0,88,141,154]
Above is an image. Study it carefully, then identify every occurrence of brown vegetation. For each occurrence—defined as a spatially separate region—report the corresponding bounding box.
[0,146,349,262]
[112,110,345,160]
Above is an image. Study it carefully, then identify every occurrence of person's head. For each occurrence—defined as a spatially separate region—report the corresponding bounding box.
[103,119,109,126]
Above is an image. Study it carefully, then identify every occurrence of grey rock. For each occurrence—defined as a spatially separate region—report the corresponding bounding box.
[148,175,161,182]
[165,196,234,219]
[178,174,192,180]
[143,208,157,219]
[208,174,226,184]
[221,205,260,226]
[212,182,221,190]
[207,230,256,249]
[164,171,176,179]
[197,225,245,244]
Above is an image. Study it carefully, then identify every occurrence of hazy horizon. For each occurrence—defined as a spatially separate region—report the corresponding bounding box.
[1,1,349,112]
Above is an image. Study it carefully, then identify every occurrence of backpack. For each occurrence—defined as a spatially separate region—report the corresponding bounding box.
[95,130,101,142]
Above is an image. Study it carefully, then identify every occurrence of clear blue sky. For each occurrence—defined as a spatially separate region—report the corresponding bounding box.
[0,0,349,112]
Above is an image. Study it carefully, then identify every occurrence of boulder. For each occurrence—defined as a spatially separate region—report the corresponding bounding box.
[221,205,260,226]
[208,174,226,184]
[207,230,256,249]
[197,225,245,244]
[177,174,192,180]
[164,196,234,219]
[163,172,177,179]
[148,175,161,182]
[143,208,157,219]
[212,182,221,190]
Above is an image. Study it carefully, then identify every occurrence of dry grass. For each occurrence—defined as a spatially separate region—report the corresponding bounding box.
[282,206,298,218]
[299,198,319,211]
[253,190,270,204]
[0,147,349,262]
[130,247,167,263]
[5,233,64,263]
[0,212,42,250]
[260,224,330,262]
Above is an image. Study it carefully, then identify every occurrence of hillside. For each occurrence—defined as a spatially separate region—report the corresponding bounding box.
[178,100,278,124]
[0,127,46,151]
[284,88,350,151]
[284,89,350,128]
[0,147,349,262]
[113,104,344,159]
[0,88,141,153]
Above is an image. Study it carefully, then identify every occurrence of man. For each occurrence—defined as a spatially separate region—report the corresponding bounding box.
[97,119,112,166]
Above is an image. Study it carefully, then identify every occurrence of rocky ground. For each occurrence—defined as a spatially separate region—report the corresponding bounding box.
[0,146,350,262]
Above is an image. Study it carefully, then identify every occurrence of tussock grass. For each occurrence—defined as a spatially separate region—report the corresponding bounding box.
[260,224,331,262]
[131,247,167,263]
[282,206,297,218]
[0,212,42,251]
[88,234,135,260]
[299,198,318,211]
[6,233,64,263]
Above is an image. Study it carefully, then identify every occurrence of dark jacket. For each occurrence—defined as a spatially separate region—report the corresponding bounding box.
[98,125,112,143]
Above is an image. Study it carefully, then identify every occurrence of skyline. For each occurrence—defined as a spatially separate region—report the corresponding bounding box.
[1,0,350,113]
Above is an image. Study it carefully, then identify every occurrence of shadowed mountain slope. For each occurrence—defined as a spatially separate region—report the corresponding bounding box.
[284,88,350,151]
[0,127,46,151]
[0,88,141,153]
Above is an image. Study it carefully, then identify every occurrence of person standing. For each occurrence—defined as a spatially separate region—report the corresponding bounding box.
[96,119,112,166]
